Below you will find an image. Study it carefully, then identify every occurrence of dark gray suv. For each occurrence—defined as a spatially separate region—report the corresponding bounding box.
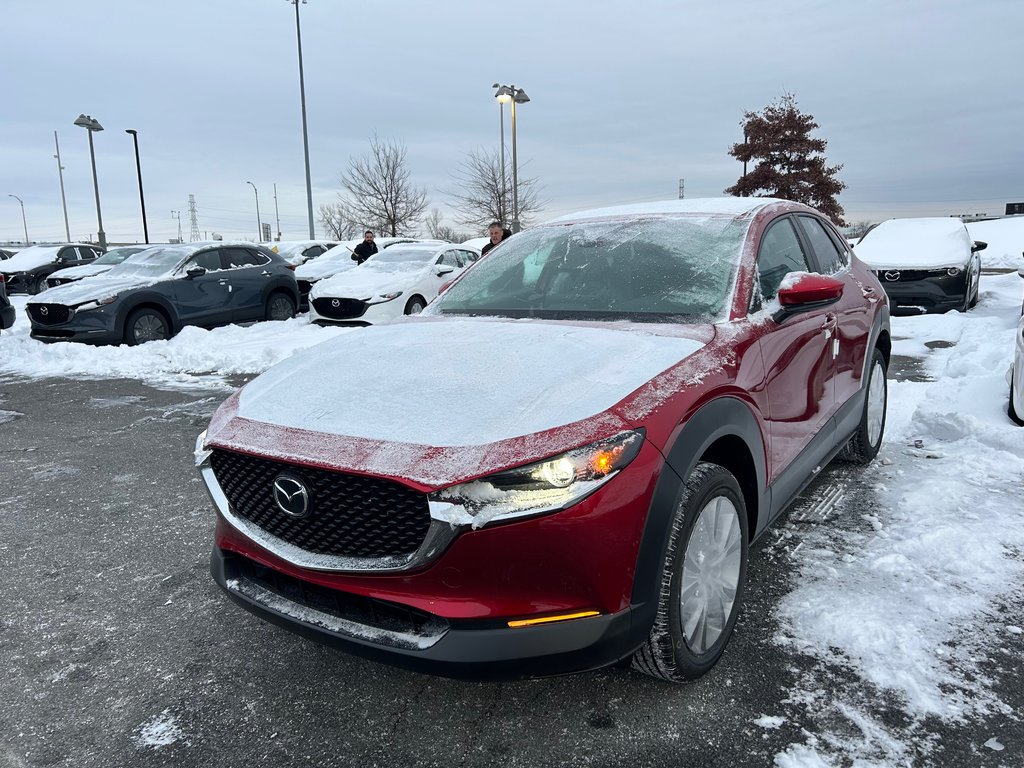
[26,242,299,345]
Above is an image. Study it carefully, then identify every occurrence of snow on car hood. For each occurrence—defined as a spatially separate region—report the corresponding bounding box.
[52,262,111,280]
[1,246,62,272]
[32,275,156,305]
[311,263,422,299]
[855,218,973,269]
[232,319,703,451]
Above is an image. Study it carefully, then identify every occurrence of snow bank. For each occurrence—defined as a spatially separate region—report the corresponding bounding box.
[966,217,1024,270]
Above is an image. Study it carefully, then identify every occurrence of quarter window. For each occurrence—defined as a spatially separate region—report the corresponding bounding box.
[757,219,810,301]
[798,215,847,275]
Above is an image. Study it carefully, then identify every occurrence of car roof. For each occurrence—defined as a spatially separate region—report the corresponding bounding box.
[547,197,789,224]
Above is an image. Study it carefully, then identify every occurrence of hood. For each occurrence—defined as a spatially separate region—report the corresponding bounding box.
[855,219,972,270]
[32,275,155,305]
[206,319,704,487]
[295,255,357,281]
[1,247,61,272]
[53,263,111,280]
[311,264,420,299]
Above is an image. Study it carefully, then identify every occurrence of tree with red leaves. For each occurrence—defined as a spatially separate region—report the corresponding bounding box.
[725,94,847,226]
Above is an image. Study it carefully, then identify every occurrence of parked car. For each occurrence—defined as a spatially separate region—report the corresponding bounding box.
[0,243,104,294]
[295,238,440,309]
[0,273,14,333]
[26,242,299,345]
[309,242,480,324]
[45,245,160,288]
[854,217,987,314]
[266,240,339,267]
[195,197,891,682]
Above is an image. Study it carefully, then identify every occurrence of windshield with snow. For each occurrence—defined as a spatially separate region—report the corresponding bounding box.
[365,247,435,271]
[434,216,749,322]
[104,246,192,279]
[93,246,148,266]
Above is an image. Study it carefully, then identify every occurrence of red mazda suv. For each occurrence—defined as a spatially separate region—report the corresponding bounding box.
[196,198,890,682]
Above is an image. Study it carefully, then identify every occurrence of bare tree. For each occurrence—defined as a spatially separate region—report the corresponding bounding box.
[318,203,360,240]
[424,208,471,243]
[339,136,429,236]
[446,148,541,232]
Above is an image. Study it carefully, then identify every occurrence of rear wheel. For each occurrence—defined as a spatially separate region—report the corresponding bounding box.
[265,292,296,321]
[840,347,887,463]
[632,462,749,682]
[404,295,426,315]
[124,307,170,346]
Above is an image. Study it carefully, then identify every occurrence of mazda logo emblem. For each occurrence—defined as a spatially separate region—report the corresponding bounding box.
[40,306,49,316]
[884,270,901,282]
[272,474,311,518]
[331,298,340,307]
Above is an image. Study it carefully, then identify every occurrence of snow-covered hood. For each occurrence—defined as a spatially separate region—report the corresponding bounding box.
[1,247,61,272]
[311,264,420,299]
[32,275,156,305]
[52,262,111,281]
[295,256,357,282]
[207,319,705,486]
[856,219,973,270]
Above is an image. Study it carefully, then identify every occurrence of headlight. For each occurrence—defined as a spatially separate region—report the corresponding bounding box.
[368,291,403,304]
[428,430,645,528]
[76,294,119,312]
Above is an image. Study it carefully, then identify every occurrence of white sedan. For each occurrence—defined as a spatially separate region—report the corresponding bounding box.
[308,242,479,324]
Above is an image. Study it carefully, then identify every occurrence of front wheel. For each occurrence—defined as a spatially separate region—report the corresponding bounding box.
[123,307,171,346]
[839,347,887,463]
[632,462,749,682]
[404,295,426,315]
[31,275,47,295]
[265,292,296,322]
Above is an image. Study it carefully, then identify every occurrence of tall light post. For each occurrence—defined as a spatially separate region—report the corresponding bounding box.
[246,181,263,242]
[493,84,530,233]
[73,114,106,249]
[53,132,71,242]
[492,84,512,224]
[288,0,315,239]
[8,195,28,245]
[124,129,150,243]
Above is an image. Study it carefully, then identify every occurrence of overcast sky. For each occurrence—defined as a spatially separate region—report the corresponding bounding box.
[2,0,1020,245]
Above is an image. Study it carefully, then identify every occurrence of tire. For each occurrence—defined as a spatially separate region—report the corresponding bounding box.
[1010,373,1024,427]
[632,462,749,682]
[31,274,47,295]
[265,292,296,322]
[404,295,426,315]
[839,347,887,463]
[123,307,171,346]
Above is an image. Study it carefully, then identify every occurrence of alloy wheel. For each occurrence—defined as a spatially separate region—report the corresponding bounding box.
[866,358,886,447]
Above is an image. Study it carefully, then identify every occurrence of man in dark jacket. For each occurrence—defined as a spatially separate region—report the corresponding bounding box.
[481,222,512,256]
[351,231,378,264]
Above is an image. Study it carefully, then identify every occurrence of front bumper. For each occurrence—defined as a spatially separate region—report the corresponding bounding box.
[27,303,122,344]
[308,294,403,325]
[873,270,970,314]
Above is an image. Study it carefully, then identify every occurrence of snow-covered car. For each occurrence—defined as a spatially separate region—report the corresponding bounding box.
[45,245,160,288]
[294,238,442,310]
[26,242,299,345]
[265,240,339,267]
[308,242,480,324]
[0,243,104,294]
[0,273,14,332]
[855,217,987,314]
[196,197,891,682]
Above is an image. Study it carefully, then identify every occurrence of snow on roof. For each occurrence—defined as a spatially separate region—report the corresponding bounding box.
[1,245,64,271]
[854,217,973,270]
[965,217,1024,270]
[547,197,784,224]
[460,237,490,251]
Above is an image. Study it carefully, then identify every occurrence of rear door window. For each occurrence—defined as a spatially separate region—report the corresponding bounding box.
[797,215,848,275]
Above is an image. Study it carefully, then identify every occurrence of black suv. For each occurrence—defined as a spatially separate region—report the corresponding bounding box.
[26,242,299,345]
[0,243,104,294]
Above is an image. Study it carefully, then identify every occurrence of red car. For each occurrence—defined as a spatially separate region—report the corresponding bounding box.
[196,198,890,682]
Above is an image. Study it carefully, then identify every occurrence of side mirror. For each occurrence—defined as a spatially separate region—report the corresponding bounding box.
[435,264,455,276]
[773,273,844,324]
[971,240,988,253]
[186,266,207,279]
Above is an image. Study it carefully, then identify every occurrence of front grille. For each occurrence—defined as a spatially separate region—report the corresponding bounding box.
[224,551,448,647]
[311,297,368,320]
[27,304,72,325]
[210,449,430,558]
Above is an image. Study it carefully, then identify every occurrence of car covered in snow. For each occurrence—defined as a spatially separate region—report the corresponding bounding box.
[854,217,987,314]
[265,240,339,267]
[308,242,480,324]
[0,243,104,294]
[26,242,299,345]
[44,245,161,288]
[0,272,14,332]
[195,198,891,682]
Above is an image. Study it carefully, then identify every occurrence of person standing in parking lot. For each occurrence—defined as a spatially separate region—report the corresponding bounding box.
[351,231,378,264]
[481,222,512,256]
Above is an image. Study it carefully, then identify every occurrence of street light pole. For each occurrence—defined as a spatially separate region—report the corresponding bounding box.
[73,114,107,249]
[8,195,28,245]
[273,183,282,241]
[125,129,150,243]
[492,84,512,224]
[247,181,263,241]
[289,0,315,239]
[53,132,71,242]
[509,86,530,233]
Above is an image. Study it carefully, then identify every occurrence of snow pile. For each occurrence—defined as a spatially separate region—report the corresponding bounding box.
[772,272,1024,764]
[966,217,1024,270]
[134,710,182,748]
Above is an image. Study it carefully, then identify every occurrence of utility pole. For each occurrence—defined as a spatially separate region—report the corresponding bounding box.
[188,194,200,242]
[289,0,315,239]
[53,132,71,242]
[171,210,183,243]
[273,183,282,241]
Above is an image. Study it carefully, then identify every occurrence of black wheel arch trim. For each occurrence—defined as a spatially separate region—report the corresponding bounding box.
[628,396,769,645]
[116,293,180,335]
